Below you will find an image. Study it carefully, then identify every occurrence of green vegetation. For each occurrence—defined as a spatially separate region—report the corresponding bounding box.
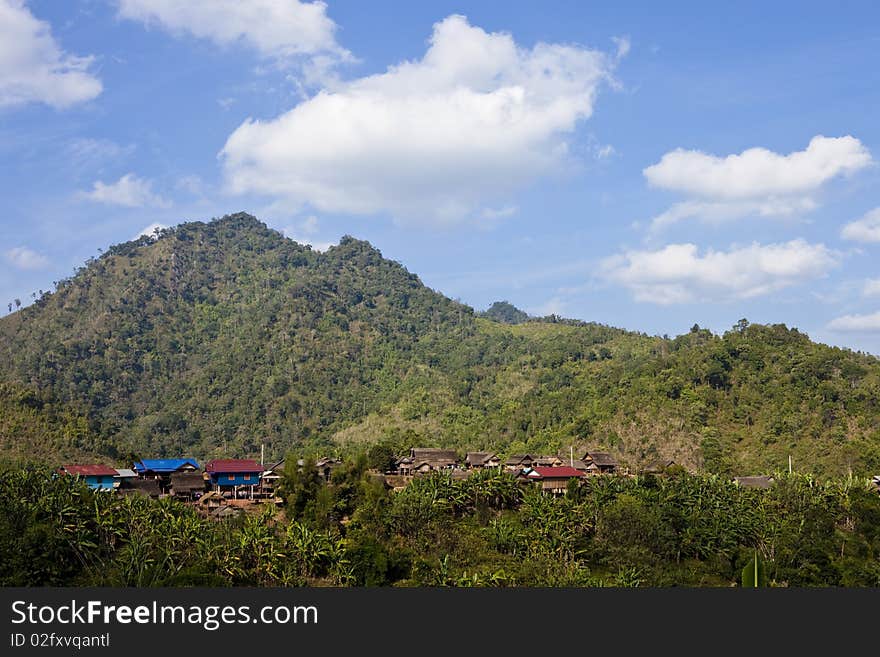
[1,213,880,477]
[2,463,877,587]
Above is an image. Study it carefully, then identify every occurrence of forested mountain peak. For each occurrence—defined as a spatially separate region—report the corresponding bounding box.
[1,213,879,478]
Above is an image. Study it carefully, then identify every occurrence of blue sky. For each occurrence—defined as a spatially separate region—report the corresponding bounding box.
[2,0,880,353]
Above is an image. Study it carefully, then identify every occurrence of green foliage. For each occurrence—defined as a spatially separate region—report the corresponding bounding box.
[1,464,879,587]
[2,213,880,479]
[741,551,767,587]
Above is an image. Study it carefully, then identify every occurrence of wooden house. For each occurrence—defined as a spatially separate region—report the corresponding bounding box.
[58,464,117,491]
[642,459,677,475]
[134,458,200,478]
[197,491,226,512]
[316,457,342,482]
[581,451,618,474]
[113,468,138,490]
[523,466,584,496]
[569,459,591,473]
[504,454,535,471]
[134,458,200,493]
[533,455,565,468]
[403,448,458,475]
[205,459,263,498]
[170,472,207,499]
[260,460,285,498]
[118,478,161,498]
[395,455,414,475]
[465,452,501,469]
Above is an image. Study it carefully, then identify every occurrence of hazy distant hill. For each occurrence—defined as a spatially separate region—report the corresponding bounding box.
[479,301,530,324]
[2,213,879,476]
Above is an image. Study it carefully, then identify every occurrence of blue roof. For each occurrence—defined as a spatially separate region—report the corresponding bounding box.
[134,458,200,473]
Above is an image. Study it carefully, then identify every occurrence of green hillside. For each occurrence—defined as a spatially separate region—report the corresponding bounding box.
[2,213,879,476]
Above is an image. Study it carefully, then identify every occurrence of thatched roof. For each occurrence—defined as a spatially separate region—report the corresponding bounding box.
[411,448,457,462]
[643,459,677,474]
[465,452,497,466]
[170,472,206,493]
[119,478,161,497]
[198,491,225,505]
[533,455,564,467]
[504,454,534,466]
[409,448,457,470]
[583,451,617,467]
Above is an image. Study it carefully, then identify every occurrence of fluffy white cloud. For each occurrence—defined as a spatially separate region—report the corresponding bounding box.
[116,0,349,66]
[134,222,168,240]
[4,245,49,270]
[643,136,872,230]
[841,207,880,243]
[0,0,102,109]
[283,215,334,251]
[828,311,880,333]
[81,173,170,208]
[221,14,622,224]
[602,239,837,304]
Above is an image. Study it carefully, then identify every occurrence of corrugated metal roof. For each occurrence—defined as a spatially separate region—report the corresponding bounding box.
[61,464,118,477]
[134,458,199,473]
[529,466,584,478]
[114,468,137,478]
[205,459,262,474]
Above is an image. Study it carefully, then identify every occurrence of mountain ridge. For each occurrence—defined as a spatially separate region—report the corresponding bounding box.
[2,213,879,476]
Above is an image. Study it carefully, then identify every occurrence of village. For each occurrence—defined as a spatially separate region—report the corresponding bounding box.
[58,448,880,519]
[56,448,637,518]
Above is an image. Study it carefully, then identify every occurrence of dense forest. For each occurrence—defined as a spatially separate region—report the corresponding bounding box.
[2,461,878,587]
[2,213,880,477]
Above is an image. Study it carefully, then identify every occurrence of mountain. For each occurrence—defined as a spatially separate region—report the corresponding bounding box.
[480,301,530,324]
[2,213,879,476]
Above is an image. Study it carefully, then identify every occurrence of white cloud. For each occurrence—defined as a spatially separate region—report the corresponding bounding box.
[828,311,880,333]
[116,0,350,68]
[480,205,518,220]
[81,173,170,208]
[841,207,880,243]
[65,138,134,169]
[595,144,616,159]
[134,222,168,240]
[649,198,816,231]
[4,245,49,270]
[643,136,872,230]
[863,279,880,298]
[0,0,102,109]
[283,215,334,251]
[221,14,622,224]
[602,239,838,304]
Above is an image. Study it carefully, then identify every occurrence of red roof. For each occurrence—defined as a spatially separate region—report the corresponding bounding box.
[205,459,262,474]
[529,466,584,479]
[60,464,118,477]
